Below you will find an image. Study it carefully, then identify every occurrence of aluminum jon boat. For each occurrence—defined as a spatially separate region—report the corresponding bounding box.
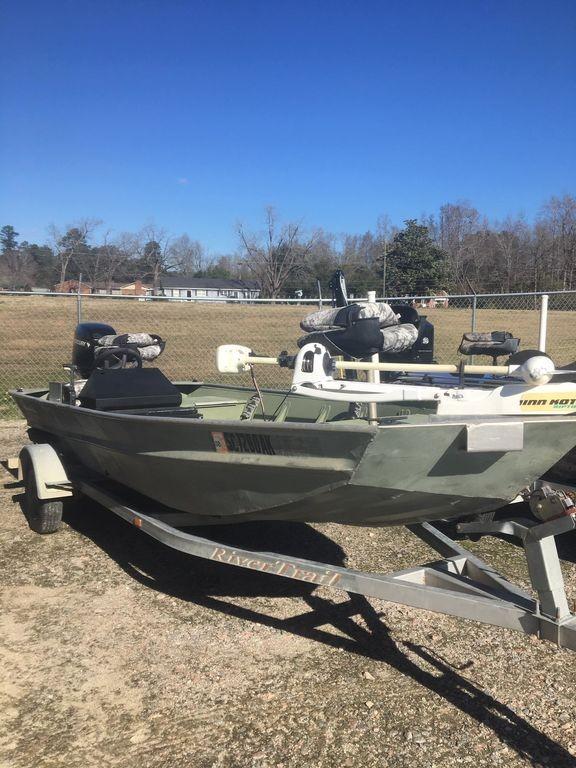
[10,323,576,529]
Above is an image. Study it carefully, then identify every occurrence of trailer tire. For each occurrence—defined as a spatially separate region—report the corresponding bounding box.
[21,453,63,534]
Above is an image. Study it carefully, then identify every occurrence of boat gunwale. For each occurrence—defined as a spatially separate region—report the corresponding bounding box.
[9,388,377,433]
[10,387,576,431]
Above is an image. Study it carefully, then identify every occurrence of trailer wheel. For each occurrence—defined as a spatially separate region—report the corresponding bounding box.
[20,452,63,534]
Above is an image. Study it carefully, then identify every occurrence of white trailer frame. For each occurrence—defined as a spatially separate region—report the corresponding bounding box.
[12,444,576,653]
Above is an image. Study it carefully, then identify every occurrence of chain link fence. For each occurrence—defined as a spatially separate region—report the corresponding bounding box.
[2,289,575,418]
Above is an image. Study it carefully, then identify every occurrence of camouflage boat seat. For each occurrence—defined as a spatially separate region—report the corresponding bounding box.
[297,302,432,363]
[95,332,166,364]
[459,331,520,363]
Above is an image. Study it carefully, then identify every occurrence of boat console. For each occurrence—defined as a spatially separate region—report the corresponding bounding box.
[66,322,182,412]
[77,368,182,411]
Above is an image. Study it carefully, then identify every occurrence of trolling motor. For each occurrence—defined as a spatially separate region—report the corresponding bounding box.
[216,341,576,416]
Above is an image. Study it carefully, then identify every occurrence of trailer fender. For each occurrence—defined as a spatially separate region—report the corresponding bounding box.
[19,444,73,499]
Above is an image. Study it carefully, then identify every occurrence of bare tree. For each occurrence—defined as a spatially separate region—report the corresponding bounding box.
[377,214,395,245]
[492,216,530,293]
[74,235,103,289]
[98,230,137,291]
[536,195,576,290]
[56,226,139,292]
[138,224,173,295]
[376,214,398,295]
[108,231,140,286]
[417,212,440,244]
[48,218,102,287]
[237,207,317,298]
[439,202,481,288]
[168,234,205,275]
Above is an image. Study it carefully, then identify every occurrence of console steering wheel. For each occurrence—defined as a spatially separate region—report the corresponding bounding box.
[95,347,142,370]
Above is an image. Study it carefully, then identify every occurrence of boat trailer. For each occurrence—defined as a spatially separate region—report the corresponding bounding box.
[11,442,576,653]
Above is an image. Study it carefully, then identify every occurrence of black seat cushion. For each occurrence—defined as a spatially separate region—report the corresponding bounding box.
[391,304,420,326]
[298,318,384,357]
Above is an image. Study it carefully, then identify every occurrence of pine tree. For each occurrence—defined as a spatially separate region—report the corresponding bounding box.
[384,220,447,295]
[1,225,19,253]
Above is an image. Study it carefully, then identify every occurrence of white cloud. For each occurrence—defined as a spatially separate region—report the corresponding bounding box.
[177,177,189,185]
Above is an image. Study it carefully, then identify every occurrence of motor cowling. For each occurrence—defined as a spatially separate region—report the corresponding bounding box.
[72,322,117,378]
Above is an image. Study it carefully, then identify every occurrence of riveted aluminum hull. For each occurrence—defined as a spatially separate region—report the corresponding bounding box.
[12,386,576,526]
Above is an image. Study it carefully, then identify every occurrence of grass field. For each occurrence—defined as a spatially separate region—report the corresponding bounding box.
[1,294,575,417]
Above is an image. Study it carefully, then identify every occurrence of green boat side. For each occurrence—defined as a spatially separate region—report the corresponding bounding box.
[10,383,576,526]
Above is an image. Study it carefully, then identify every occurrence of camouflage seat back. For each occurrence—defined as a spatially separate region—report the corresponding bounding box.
[459,331,520,359]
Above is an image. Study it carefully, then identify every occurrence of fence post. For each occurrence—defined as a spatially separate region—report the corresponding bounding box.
[538,294,549,352]
[471,295,477,333]
[77,273,83,325]
[366,290,379,424]
[467,294,478,365]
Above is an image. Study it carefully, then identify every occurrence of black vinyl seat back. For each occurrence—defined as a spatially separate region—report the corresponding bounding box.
[384,304,434,364]
[298,317,384,358]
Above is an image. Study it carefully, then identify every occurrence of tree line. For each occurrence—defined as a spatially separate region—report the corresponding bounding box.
[1,193,574,298]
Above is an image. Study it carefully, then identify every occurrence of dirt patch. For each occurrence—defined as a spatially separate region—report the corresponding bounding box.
[2,421,576,767]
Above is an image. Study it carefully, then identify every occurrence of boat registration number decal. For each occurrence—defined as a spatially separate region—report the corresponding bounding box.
[211,431,276,455]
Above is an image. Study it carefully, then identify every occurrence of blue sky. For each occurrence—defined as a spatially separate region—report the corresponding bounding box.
[1,0,575,254]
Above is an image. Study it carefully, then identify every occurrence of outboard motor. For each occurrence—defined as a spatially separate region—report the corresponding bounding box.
[73,322,117,378]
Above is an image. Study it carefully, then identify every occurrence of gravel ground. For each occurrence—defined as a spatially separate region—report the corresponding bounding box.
[2,419,576,768]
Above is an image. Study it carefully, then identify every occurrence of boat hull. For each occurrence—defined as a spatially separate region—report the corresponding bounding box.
[12,388,576,526]
[545,447,576,487]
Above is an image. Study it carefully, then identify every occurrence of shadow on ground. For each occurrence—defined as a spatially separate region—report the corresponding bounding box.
[438,500,576,566]
[4,494,563,767]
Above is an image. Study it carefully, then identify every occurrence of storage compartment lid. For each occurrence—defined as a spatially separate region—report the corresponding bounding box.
[78,368,182,411]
